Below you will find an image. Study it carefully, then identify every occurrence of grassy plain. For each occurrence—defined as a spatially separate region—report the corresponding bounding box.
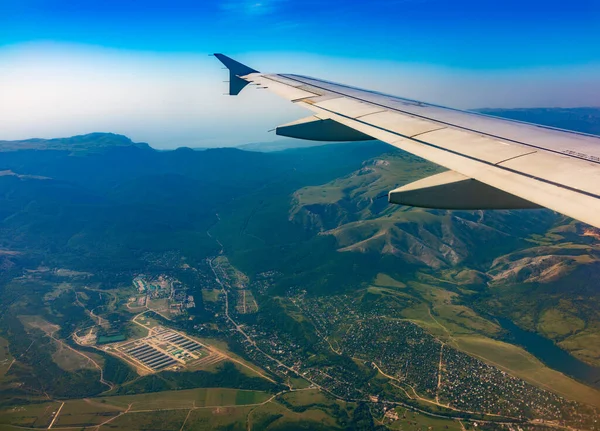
[373,273,407,289]
[194,337,272,380]
[17,314,101,372]
[407,281,501,337]
[0,387,428,431]
[0,337,13,379]
[96,387,271,410]
[250,400,339,430]
[146,297,170,316]
[454,335,600,408]
[294,184,344,206]
[0,388,272,430]
[280,388,333,406]
[42,282,72,301]
[53,399,123,427]
[18,314,60,335]
[386,408,463,431]
[183,406,255,431]
[107,409,189,431]
[0,401,62,429]
[51,341,98,372]
[287,377,312,389]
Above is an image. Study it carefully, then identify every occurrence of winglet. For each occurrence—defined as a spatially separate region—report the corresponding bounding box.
[214,53,259,95]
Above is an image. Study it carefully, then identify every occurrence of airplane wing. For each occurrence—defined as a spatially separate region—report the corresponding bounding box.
[214,53,600,229]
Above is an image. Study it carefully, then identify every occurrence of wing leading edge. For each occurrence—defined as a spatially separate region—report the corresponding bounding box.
[214,53,600,229]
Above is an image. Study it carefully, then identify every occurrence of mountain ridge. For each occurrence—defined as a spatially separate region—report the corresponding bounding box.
[0,132,152,153]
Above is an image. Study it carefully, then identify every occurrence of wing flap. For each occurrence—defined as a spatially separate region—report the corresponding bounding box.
[389,171,541,209]
[276,116,375,141]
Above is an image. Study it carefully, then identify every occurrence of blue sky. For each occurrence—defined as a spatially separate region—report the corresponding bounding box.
[1,0,599,147]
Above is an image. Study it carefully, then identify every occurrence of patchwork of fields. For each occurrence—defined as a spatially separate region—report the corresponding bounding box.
[0,388,272,430]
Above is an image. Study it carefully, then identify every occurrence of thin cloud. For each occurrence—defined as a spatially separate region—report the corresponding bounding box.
[2,44,599,149]
[219,0,285,16]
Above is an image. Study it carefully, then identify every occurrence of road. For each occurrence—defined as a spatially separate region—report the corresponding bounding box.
[32,322,113,392]
[208,257,282,383]
[208,254,322,388]
[47,402,64,429]
[5,358,16,373]
[54,332,114,391]
[23,388,316,431]
[207,252,527,425]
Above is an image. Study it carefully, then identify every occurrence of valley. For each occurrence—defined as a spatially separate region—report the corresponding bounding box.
[1,108,600,430]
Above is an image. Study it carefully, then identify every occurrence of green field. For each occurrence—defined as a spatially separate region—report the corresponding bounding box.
[294,184,344,206]
[0,387,472,431]
[96,387,271,410]
[202,289,223,303]
[249,399,340,430]
[0,388,353,431]
[193,337,274,380]
[52,399,124,427]
[0,337,13,379]
[288,377,312,389]
[106,409,189,431]
[406,281,501,337]
[0,388,272,430]
[183,406,255,431]
[280,388,334,406]
[386,408,463,431]
[373,273,407,289]
[0,401,63,429]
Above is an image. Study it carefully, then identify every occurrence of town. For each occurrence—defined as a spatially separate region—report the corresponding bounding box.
[131,274,195,317]
[73,257,600,430]
[198,263,600,429]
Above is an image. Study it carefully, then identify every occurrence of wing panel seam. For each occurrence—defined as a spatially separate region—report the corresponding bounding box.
[280,75,600,165]
[494,151,538,165]
[409,127,448,138]
[281,74,600,141]
[355,109,388,119]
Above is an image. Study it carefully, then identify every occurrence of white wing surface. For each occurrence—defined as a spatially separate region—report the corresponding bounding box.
[215,54,600,229]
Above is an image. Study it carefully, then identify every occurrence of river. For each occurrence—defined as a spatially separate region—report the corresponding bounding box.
[496,316,600,389]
